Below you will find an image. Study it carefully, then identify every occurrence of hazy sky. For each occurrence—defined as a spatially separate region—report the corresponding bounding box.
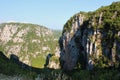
[0,0,119,30]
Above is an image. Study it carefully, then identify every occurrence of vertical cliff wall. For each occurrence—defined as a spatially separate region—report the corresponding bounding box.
[59,2,120,71]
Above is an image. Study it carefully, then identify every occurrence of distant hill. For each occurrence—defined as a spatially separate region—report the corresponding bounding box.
[0,22,61,68]
[52,30,62,39]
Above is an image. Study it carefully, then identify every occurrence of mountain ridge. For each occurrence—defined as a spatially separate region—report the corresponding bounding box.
[0,22,60,68]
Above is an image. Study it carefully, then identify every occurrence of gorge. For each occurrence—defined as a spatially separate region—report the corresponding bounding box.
[0,1,120,80]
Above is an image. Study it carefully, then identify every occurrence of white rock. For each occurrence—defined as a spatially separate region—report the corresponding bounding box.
[42,46,50,51]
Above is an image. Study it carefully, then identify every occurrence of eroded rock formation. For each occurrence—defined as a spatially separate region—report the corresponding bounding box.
[59,2,120,71]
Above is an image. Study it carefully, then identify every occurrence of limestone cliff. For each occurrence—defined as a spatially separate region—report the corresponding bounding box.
[0,22,60,68]
[59,2,120,70]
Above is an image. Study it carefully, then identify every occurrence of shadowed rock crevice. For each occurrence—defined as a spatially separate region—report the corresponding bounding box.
[44,53,53,68]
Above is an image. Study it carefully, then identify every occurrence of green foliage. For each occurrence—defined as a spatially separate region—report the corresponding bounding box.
[62,12,88,34]
[73,69,120,80]
[63,1,120,34]
[0,55,36,79]
[94,56,109,69]
[0,55,120,80]
[72,70,90,80]
[50,56,59,64]
[31,55,45,68]
[63,17,73,34]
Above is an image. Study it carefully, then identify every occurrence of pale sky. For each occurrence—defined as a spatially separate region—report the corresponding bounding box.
[0,0,119,30]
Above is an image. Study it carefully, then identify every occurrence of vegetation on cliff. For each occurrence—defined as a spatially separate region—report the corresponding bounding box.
[0,1,120,80]
[0,22,60,68]
[63,2,120,33]
[60,1,120,70]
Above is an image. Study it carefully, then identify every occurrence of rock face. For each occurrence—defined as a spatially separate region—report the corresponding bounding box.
[0,22,60,68]
[59,2,120,70]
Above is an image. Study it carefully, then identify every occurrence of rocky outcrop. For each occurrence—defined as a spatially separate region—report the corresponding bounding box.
[59,2,120,71]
